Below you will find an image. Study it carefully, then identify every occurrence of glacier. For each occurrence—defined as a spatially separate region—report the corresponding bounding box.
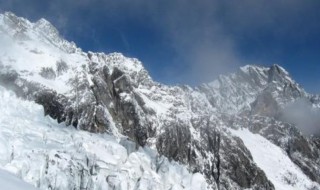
[0,86,208,189]
[0,169,38,190]
[0,11,319,190]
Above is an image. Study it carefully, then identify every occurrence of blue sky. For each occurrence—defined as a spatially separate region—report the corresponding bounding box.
[1,0,320,92]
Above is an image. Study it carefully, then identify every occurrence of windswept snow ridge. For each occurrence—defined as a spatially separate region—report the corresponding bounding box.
[0,12,320,190]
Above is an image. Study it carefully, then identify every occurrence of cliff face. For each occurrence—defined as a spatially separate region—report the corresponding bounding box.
[0,12,319,190]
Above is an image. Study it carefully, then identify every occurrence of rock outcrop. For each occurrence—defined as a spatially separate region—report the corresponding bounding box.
[0,12,319,190]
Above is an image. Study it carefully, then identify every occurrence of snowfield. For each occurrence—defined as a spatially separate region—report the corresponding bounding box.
[0,86,208,190]
[230,128,320,190]
[0,169,38,190]
[1,12,320,190]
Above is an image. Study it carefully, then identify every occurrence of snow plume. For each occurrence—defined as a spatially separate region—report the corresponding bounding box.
[281,98,320,136]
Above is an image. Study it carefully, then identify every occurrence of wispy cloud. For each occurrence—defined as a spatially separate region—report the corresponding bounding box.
[0,0,319,85]
[281,98,320,136]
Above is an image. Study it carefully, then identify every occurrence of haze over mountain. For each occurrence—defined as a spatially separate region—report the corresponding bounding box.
[0,0,320,93]
[0,12,320,190]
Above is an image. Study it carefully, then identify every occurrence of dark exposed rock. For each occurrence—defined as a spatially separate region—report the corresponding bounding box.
[157,121,192,164]
[156,117,275,190]
[2,62,316,189]
[56,60,69,76]
[1,36,319,189]
[232,115,320,184]
[35,90,66,122]
[39,67,56,80]
[268,64,287,83]
[220,133,274,190]
[250,91,280,117]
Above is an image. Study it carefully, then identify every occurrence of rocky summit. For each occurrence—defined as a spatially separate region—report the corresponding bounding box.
[0,12,319,190]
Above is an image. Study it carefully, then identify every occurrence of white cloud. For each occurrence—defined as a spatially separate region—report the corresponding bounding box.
[281,98,320,136]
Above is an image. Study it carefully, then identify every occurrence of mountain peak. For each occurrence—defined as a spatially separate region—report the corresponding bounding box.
[3,11,16,18]
[33,18,59,37]
[239,64,268,73]
[1,12,320,190]
[238,64,294,86]
[267,63,293,84]
[0,11,32,31]
[0,12,79,54]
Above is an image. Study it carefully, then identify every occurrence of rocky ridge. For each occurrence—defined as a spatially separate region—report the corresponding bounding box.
[0,12,319,190]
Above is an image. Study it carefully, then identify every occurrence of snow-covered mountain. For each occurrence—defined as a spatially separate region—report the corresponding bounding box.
[0,12,319,190]
[0,85,207,189]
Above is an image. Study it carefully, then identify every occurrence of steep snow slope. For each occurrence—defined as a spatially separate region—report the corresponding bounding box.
[230,128,319,190]
[0,12,320,190]
[0,12,82,94]
[0,86,208,190]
